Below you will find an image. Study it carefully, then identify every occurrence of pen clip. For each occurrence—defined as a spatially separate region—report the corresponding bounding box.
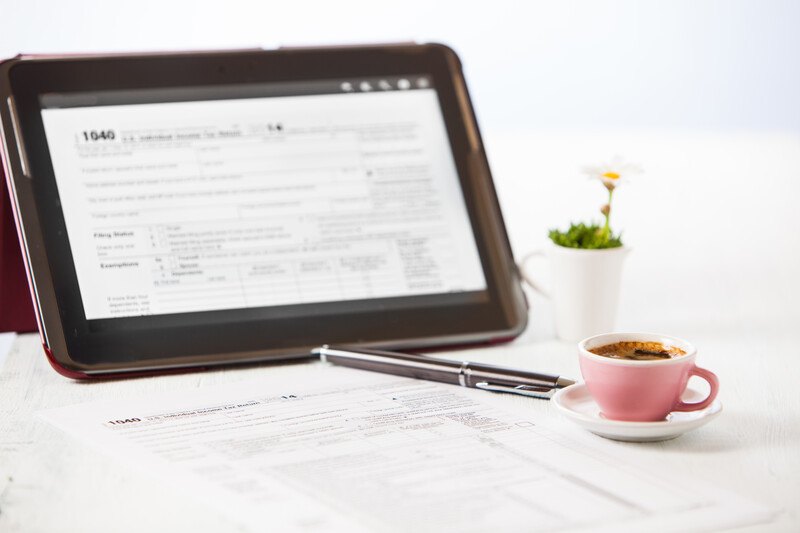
[474,382,556,400]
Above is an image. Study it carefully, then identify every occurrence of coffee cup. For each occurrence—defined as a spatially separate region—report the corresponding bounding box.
[578,332,719,422]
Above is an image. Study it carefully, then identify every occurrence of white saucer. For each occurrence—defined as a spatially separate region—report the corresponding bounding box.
[552,383,722,442]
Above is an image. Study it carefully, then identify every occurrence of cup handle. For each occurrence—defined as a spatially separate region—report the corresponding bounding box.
[673,365,719,412]
[518,250,550,298]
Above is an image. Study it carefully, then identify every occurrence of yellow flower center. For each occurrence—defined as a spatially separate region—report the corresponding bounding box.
[602,172,620,180]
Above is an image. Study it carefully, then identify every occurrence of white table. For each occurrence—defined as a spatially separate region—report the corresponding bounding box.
[1,131,798,532]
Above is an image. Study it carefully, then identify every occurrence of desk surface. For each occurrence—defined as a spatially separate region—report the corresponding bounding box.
[1,131,799,532]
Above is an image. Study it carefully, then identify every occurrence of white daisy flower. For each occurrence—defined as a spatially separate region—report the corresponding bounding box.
[583,157,642,190]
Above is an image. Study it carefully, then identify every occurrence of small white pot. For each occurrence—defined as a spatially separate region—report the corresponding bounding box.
[520,244,629,342]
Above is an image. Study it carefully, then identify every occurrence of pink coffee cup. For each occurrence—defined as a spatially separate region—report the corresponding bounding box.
[578,332,719,422]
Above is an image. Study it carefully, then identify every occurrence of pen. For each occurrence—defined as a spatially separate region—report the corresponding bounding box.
[312,345,575,400]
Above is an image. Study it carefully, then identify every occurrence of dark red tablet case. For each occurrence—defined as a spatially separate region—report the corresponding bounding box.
[1,164,37,332]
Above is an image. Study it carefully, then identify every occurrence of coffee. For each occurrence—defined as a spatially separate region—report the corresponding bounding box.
[589,341,686,361]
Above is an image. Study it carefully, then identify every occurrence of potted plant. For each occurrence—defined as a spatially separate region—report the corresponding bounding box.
[521,158,640,341]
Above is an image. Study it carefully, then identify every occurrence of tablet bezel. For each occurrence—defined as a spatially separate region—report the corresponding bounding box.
[0,44,527,377]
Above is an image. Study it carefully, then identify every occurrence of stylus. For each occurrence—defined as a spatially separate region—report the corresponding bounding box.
[312,345,575,400]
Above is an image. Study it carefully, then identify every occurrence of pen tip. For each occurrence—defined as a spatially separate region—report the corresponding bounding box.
[557,377,576,388]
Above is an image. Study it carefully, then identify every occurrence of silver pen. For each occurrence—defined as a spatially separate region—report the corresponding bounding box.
[312,345,575,400]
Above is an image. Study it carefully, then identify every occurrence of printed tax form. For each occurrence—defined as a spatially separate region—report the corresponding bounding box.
[40,367,771,532]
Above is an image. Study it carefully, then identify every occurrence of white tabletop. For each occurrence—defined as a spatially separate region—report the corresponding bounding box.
[1,130,798,532]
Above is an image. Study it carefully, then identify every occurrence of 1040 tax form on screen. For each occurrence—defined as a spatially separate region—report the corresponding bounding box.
[40,366,772,532]
[40,84,486,320]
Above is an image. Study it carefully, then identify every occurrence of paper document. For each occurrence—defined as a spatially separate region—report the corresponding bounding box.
[40,367,771,532]
[40,88,485,319]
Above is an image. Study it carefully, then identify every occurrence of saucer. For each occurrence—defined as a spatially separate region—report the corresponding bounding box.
[552,383,722,442]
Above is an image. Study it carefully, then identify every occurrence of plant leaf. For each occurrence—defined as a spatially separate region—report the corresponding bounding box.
[548,222,623,249]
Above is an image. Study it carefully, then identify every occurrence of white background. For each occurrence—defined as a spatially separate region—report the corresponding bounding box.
[1,0,799,133]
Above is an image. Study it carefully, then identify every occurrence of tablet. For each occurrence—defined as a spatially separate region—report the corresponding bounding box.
[0,44,527,377]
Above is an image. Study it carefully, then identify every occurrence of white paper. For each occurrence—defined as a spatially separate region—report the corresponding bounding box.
[40,368,772,532]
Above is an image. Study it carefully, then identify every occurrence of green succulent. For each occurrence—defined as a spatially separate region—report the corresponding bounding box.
[549,222,622,249]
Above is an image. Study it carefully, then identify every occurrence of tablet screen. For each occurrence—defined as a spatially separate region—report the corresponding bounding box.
[39,77,486,320]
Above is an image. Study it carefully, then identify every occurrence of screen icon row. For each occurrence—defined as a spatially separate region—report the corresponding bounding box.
[340,78,430,93]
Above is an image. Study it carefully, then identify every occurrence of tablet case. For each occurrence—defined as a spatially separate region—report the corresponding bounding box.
[1,163,37,332]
